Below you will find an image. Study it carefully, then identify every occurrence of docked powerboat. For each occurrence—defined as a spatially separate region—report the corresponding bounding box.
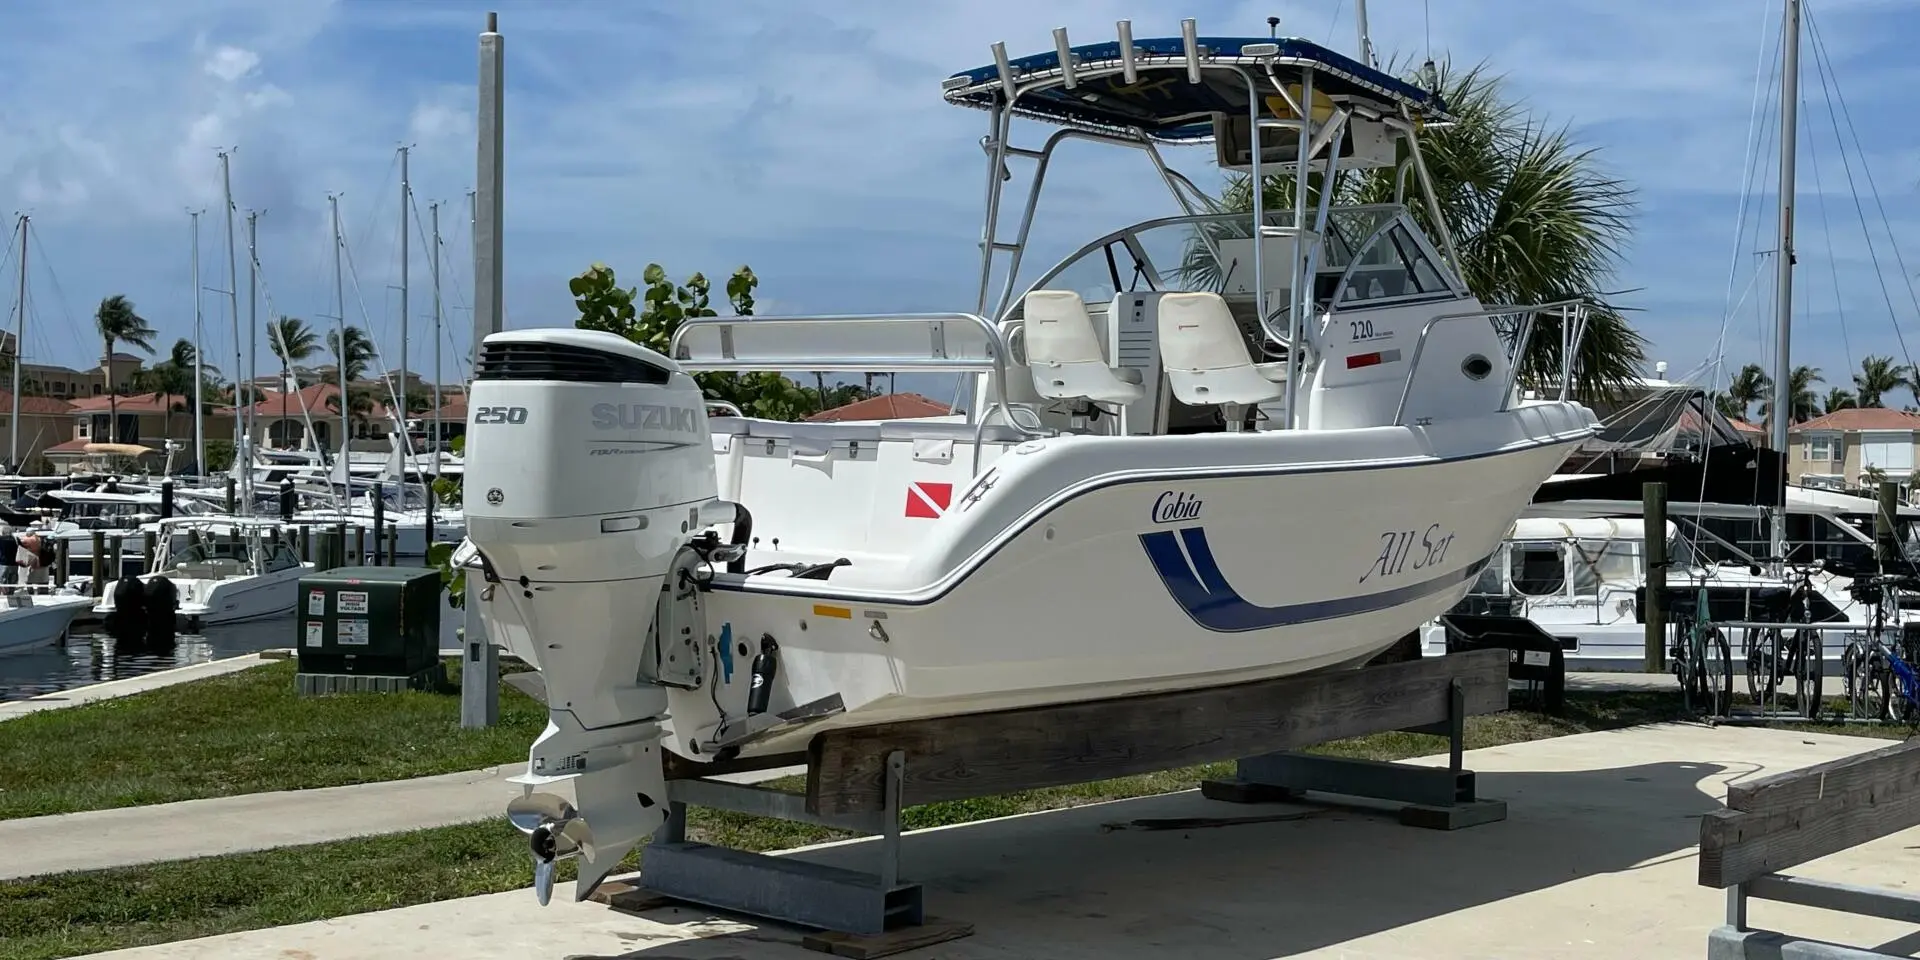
[460,21,1603,902]
[92,517,311,630]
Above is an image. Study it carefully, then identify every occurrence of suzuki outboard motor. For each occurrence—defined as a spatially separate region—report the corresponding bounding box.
[463,329,719,904]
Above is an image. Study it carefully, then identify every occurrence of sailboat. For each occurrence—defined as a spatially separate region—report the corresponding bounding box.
[1,216,98,648]
[91,152,314,631]
[457,18,1602,902]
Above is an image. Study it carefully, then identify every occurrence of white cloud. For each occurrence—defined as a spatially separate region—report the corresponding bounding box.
[0,0,1917,393]
[203,44,260,83]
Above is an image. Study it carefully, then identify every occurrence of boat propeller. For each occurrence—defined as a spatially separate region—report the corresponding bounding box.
[507,792,595,906]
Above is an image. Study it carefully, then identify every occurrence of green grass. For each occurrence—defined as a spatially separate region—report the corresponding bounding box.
[0,691,1726,960]
[0,659,547,821]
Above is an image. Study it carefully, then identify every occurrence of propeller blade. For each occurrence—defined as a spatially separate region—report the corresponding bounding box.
[507,792,576,834]
[533,855,556,906]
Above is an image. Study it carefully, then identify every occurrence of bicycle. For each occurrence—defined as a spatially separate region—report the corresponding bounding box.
[1662,563,1733,717]
[1740,558,1826,719]
[1840,572,1920,723]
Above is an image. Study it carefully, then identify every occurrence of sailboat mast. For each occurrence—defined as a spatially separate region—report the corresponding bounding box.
[246,209,261,514]
[1769,0,1800,566]
[219,150,244,509]
[397,145,411,443]
[330,194,348,490]
[430,200,443,473]
[9,215,26,473]
[190,210,205,477]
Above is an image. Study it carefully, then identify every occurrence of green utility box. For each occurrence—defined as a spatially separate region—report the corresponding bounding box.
[295,566,444,694]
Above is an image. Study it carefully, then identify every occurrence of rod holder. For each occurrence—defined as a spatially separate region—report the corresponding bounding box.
[991,41,1016,103]
[1117,20,1138,82]
[1181,19,1201,84]
[1052,27,1075,88]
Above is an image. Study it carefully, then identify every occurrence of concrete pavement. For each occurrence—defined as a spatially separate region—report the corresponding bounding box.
[0,762,804,880]
[67,723,1918,960]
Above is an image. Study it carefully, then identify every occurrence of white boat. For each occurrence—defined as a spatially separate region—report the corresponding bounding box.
[92,516,312,629]
[458,22,1602,902]
[0,572,92,653]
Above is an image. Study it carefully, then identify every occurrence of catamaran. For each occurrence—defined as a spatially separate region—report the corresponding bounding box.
[457,20,1603,903]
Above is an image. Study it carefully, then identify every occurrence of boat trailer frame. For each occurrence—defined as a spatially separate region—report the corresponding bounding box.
[595,648,1511,955]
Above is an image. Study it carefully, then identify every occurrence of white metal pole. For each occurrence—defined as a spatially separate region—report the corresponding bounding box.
[398,145,411,437]
[219,150,243,492]
[9,215,25,472]
[465,11,505,728]
[1768,0,1800,569]
[190,211,206,476]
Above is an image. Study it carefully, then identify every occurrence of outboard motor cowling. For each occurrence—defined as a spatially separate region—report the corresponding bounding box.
[464,328,719,904]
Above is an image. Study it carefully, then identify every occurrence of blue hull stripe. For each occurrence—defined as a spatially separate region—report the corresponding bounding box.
[1140,527,1491,633]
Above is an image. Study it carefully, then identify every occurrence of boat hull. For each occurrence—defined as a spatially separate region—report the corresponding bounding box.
[0,596,90,653]
[651,405,1592,759]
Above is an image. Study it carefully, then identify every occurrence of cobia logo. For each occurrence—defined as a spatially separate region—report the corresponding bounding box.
[1151,490,1203,524]
[590,402,701,433]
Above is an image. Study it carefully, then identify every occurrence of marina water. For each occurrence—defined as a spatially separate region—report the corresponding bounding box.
[0,586,466,701]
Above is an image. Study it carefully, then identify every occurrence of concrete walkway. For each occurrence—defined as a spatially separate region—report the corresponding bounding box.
[0,761,803,881]
[72,724,1917,960]
[1565,670,1679,691]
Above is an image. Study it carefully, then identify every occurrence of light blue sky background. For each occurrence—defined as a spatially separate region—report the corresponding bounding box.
[3,0,1919,405]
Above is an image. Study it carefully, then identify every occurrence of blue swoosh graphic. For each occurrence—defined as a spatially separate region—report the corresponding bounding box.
[1140,527,1491,633]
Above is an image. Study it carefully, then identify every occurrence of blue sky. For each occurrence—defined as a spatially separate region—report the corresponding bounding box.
[3,0,1920,406]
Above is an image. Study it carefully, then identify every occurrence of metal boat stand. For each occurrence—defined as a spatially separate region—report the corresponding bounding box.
[638,750,934,942]
[1198,678,1507,829]
[604,649,1511,954]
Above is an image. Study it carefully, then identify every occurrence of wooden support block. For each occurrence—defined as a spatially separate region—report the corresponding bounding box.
[1399,798,1507,830]
[1199,778,1302,804]
[585,879,677,913]
[806,650,1508,817]
[801,917,974,959]
[1726,738,1920,815]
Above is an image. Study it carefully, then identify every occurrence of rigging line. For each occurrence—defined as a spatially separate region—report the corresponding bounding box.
[1800,81,1855,393]
[1324,0,1344,48]
[347,152,401,286]
[1807,8,1920,376]
[25,225,86,360]
[1711,0,1784,367]
[336,224,423,465]
[1804,7,1920,387]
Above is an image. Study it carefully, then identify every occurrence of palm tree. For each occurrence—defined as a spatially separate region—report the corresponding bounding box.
[1203,60,1642,400]
[1724,364,1771,421]
[93,294,156,443]
[1824,387,1857,415]
[325,326,375,384]
[130,339,219,443]
[1852,354,1909,408]
[1758,365,1824,425]
[267,316,320,390]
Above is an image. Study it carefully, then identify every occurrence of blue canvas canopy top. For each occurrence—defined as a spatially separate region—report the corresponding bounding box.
[942,35,1452,142]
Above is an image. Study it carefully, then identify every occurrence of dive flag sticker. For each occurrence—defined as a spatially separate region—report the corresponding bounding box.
[904,481,953,519]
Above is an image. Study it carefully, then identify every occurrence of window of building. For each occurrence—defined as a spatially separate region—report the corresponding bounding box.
[1806,435,1839,462]
[1859,431,1915,472]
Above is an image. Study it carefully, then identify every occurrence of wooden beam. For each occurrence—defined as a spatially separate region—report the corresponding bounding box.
[1699,770,1920,887]
[663,749,808,782]
[805,649,1508,817]
[1726,738,1920,814]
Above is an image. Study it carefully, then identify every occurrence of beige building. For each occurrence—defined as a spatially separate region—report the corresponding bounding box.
[0,333,144,399]
[43,394,217,473]
[0,390,78,472]
[1786,407,1920,490]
